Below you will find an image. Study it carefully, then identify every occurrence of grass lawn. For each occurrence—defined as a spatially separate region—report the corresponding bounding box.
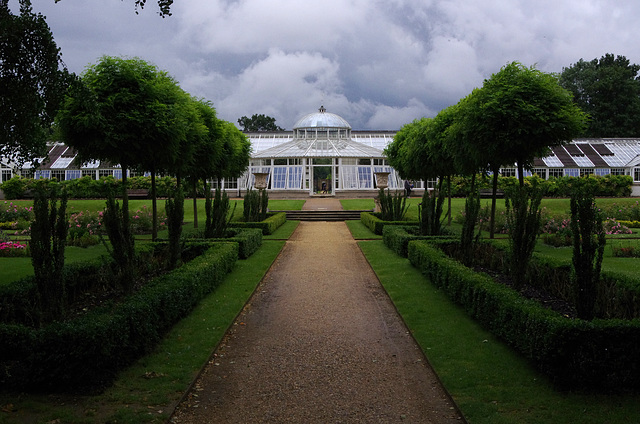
[0,243,112,286]
[0,240,285,424]
[340,198,375,210]
[264,219,299,240]
[345,219,382,240]
[534,240,640,277]
[359,239,640,424]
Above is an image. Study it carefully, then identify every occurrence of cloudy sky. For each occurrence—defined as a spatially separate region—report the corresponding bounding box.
[13,0,640,129]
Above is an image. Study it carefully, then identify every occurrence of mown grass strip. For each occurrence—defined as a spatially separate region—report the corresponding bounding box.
[0,240,285,424]
[264,219,299,240]
[345,219,382,240]
[359,239,640,424]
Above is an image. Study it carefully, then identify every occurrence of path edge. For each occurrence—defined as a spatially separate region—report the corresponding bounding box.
[165,237,291,423]
[355,240,469,424]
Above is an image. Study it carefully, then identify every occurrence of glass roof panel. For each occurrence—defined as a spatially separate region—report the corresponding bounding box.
[606,141,640,166]
[250,136,384,158]
[51,157,74,169]
[541,155,564,167]
[570,154,595,167]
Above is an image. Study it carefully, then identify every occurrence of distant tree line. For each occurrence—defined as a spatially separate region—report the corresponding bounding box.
[559,53,640,137]
[238,114,284,132]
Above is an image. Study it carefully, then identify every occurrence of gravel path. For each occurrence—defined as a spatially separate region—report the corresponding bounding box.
[170,201,464,423]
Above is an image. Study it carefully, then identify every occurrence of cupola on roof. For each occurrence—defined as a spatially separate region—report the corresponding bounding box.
[293,106,352,129]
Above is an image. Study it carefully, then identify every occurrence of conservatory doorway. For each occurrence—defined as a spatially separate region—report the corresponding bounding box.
[311,158,334,195]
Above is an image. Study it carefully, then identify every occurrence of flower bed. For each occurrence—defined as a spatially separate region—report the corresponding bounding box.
[612,245,640,258]
[0,241,28,257]
[540,216,632,246]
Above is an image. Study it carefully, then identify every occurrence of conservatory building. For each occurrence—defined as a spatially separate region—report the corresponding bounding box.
[8,106,640,198]
[239,106,402,198]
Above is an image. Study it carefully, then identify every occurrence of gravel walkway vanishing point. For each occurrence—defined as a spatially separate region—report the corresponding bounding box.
[170,199,464,423]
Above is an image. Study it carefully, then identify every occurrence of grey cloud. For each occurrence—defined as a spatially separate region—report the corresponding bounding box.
[18,0,640,129]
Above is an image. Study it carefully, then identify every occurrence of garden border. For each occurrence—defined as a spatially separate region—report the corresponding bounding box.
[0,242,238,392]
[408,239,640,390]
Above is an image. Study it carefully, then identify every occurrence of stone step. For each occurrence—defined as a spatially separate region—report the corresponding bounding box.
[280,210,371,221]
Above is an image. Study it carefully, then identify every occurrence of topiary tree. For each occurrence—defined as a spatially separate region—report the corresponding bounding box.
[458,62,587,238]
[56,56,193,277]
[184,99,224,229]
[384,105,459,234]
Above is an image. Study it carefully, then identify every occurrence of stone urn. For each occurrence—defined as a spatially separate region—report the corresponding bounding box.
[374,171,390,190]
[253,172,269,190]
[374,171,390,212]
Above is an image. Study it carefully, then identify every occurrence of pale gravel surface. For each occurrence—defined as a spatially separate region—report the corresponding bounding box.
[170,199,464,423]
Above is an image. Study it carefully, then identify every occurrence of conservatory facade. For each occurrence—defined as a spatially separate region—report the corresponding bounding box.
[6,107,640,197]
[238,106,403,198]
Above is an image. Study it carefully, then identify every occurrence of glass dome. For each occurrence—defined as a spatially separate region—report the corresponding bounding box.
[293,106,352,130]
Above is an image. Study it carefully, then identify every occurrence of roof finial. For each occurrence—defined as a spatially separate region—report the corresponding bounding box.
[319,105,326,113]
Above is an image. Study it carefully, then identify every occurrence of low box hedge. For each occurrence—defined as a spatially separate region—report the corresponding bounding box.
[231,211,286,235]
[185,227,262,259]
[0,242,238,392]
[407,239,640,390]
[360,211,418,235]
[219,227,262,259]
[382,225,456,257]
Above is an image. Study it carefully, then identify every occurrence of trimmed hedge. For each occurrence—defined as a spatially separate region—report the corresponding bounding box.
[382,225,455,257]
[0,175,182,200]
[0,242,238,392]
[432,239,640,320]
[185,227,262,259]
[231,211,286,235]
[449,173,632,198]
[360,211,418,235]
[408,239,640,390]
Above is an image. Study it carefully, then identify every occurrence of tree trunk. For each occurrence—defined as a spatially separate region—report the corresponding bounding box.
[447,175,452,225]
[490,167,499,239]
[193,179,198,229]
[518,161,525,187]
[121,164,129,226]
[119,164,135,292]
[151,168,157,241]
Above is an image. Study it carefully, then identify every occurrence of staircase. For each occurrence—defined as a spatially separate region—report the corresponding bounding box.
[281,210,371,221]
